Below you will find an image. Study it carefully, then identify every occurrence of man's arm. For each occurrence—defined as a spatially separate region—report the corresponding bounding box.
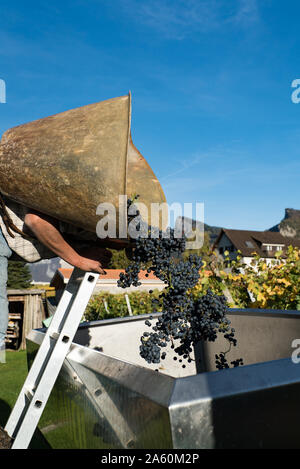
[24,211,111,274]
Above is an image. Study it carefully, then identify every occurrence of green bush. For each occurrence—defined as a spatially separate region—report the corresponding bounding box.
[84,290,162,322]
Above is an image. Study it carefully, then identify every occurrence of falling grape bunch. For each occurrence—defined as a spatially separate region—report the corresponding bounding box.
[117,197,243,370]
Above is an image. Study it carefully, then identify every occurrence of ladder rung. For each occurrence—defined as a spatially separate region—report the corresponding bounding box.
[50,332,60,341]
[24,387,34,401]
[50,332,71,343]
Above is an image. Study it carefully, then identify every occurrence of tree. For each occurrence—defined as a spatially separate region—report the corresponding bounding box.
[7,261,32,289]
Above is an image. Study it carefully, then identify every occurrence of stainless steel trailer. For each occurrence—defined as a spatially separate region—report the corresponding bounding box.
[26,309,300,449]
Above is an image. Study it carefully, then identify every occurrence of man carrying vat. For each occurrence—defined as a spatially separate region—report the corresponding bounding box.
[0,196,114,360]
[0,93,167,362]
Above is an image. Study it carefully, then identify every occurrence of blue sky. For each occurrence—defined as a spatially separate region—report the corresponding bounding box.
[0,0,299,230]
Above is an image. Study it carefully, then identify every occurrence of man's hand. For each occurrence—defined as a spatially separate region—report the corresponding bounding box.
[75,247,112,274]
[76,258,107,274]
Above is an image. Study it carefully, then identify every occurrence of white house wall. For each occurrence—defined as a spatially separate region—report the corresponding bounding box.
[242,256,282,270]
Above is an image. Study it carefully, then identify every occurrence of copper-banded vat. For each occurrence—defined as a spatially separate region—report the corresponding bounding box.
[0,93,166,236]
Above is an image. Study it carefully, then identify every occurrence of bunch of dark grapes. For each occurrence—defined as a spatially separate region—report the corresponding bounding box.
[215,353,244,370]
[117,197,243,370]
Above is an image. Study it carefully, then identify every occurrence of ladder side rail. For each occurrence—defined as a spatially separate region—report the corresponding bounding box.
[10,270,98,449]
[6,269,98,448]
[4,268,84,437]
[46,268,88,334]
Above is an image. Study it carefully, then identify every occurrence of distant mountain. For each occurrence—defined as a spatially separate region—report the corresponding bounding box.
[268,208,300,239]
[204,224,222,244]
[176,216,222,245]
[179,208,300,246]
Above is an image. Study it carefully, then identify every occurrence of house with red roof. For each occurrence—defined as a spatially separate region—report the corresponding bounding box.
[50,267,165,303]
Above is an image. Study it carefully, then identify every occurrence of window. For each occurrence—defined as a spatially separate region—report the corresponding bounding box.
[245,241,254,248]
[262,244,284,252]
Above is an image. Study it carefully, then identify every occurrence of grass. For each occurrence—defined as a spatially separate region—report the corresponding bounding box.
[0,350,111,449]
[0,349,51,449]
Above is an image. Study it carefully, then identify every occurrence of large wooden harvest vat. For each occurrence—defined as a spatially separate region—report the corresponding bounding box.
[0,93,166,235]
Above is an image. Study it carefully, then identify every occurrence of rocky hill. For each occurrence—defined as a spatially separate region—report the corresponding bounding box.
[268,208,300,238]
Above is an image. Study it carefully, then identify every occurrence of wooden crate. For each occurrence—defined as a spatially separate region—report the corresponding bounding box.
[6,290,47,350]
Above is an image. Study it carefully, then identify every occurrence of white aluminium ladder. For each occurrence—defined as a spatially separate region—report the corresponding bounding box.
[5,267,99,449]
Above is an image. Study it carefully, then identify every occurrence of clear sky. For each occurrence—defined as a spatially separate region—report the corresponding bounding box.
[0,0,299,230]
